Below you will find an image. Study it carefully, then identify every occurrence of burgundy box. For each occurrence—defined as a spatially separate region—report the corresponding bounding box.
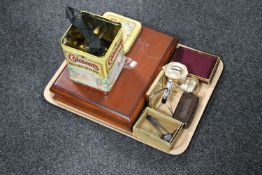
[172,46,220,84]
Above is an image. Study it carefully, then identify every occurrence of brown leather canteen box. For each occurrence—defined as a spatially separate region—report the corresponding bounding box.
[50,27,179,131]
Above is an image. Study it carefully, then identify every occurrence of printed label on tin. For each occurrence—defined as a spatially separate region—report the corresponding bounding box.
[64,47,125,92]
[67,65,100,88]
[106,40,123,73]
[65,52,103,78]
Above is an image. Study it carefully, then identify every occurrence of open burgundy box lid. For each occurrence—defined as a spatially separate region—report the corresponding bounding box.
[172,46,220,84]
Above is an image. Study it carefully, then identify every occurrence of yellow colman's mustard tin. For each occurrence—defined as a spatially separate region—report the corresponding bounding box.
[61,11,125,92]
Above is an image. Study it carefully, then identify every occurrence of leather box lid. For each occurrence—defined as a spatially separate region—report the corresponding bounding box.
[50,27,179,129]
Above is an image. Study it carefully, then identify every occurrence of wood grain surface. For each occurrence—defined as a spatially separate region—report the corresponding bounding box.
[50,27,179,131]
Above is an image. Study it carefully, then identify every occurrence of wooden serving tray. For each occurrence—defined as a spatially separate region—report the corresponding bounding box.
[44,44,223,155]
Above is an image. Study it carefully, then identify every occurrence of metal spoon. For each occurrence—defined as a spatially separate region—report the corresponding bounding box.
[146,115,173,142]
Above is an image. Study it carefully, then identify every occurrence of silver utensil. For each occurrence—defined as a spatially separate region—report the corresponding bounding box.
[147,115,174,142]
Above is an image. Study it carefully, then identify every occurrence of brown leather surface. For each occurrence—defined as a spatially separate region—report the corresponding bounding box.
[50,27,179,131]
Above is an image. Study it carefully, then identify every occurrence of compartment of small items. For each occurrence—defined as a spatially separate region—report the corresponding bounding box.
[133,107,183,153]
[146,70,189,113]
[145,44,221,128]
[146,69,200,128]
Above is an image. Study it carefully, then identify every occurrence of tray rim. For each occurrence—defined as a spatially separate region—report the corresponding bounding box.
[43,44,224,155]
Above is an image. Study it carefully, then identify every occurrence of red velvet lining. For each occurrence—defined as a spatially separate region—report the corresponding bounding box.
[172,47,218,79]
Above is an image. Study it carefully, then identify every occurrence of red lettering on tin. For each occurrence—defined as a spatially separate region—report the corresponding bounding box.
[68,53,99,71]
[107,41,122,66]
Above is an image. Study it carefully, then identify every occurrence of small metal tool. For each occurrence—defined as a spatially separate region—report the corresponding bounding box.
[147,115,173,142]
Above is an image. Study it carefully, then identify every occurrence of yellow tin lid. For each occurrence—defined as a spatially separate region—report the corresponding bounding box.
[103,12,142,54]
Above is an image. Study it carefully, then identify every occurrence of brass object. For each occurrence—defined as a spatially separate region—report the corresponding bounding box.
[146,70,167,108]
[146,68,200,110]
[133,107,183,153]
